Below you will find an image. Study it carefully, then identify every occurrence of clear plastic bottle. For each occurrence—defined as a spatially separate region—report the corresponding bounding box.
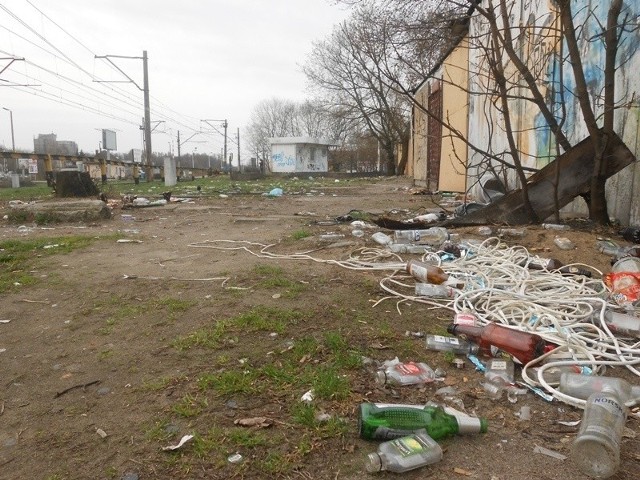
[542,223,571,231]
[406,259,448,285]
[601,310,640,338]
[485,358,515,385]
[559,372,640,405]
[415,283,454,298]
[425,335,479,355]
[393,227,449,246]
[365,432,443,474]
[376,360,436,386]
[571,386,627,479]
[371,232,393,246]
[554,236,575,250]
[390,244,429,254]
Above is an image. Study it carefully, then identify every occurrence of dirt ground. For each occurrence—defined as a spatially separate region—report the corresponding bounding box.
[0,177,638,480]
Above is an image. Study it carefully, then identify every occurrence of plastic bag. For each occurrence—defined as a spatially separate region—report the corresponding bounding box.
[603,271,640,306]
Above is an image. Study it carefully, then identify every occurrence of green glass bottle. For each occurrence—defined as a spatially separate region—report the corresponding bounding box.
[358,403,488,441]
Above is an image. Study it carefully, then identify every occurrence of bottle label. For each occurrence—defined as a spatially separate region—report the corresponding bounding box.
[592,396,624,417]
[394,363,422,376]
[391,436,426,457]
[433,335,460,345]
[490,360,508,371]
[370,426,415,440]
[454,312,477,326]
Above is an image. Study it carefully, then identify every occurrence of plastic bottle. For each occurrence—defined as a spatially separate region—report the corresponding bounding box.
[525,257,593,277]
[389,244,429,254]
[554,236,575,250]
[365,432,443,474]
[498,228,525,238]
[415,283,454,298]
[447,322,546,365]
[406,259,448,285]
[559,372,640,405]
[485,358,515,385]
[358,402,488,441]
[542,223,571,231]
[571,386,627,479]
[376,360,436,386]
[371,232,393,246]
[393,227,449,246]
[601,310,640,338]
[530,364,591,385]
[425,335,479,355]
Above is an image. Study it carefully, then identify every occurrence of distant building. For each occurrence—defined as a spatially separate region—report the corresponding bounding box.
[33,133,78,156]
[268,137,337,173]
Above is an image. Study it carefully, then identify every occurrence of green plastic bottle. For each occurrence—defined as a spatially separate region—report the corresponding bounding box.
[358,403,488,441]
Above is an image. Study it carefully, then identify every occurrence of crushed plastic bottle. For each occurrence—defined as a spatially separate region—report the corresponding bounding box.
[554,236,575,250]
[365,432,443,474]
[371,232,393,246]
[415,283,455,298]
[542,223,571,231]
[375,358,436,386]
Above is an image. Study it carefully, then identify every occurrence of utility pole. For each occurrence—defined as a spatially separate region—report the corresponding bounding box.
[237,127,241,173]
[94,50,153,181]
[177,131,181,168]
[142,51,152,181]
[201,119,227,173]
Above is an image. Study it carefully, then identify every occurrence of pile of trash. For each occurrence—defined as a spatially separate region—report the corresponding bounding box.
[355,223,640,478]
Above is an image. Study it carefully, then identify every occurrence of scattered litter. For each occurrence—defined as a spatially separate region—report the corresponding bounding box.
[554,236,575,250]
[533,445,566,461]
[267,188,283,197]
[453,467,474,476]
[453,358,465,369]
[301,389,314,403]
[234,417,271,428]
[556,420,580,427]
[228,453,244,464]
[162,434,194,451]
[467,355,486,372]
[96,428,108,438]
[0,320,11,324]
[0,348,6,353]
[517,405,531,421]
[219,194,229,198]
[315,412,332,423]
[43,244,60,249]
[319,233,345,241]
[435,386,458,397]
[116,239,143,244]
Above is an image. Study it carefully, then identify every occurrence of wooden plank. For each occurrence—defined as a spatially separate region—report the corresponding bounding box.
[446,132,636,226]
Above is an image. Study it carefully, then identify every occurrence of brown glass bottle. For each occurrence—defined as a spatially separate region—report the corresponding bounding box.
[447,322,546,365]
[406,260,448,285]
[525,258,592,277]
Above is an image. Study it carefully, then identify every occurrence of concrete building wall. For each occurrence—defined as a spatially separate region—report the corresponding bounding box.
[270,138,331,173]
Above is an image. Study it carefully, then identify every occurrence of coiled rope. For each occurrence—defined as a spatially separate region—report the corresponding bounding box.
[189,237,640,408]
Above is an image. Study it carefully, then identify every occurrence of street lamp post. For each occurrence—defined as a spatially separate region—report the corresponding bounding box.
[193,147,197,169]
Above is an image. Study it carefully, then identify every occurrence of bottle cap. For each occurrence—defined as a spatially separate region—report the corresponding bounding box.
[446,323,457,335]
[365,453,382,473]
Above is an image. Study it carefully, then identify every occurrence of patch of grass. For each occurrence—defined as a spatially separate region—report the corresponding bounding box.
[232,306,304,333]
[324,331,363,369]
[228,427,269,448]
[172,393,208,418]
[0,235,99,293]
[291,229,311,240]
[97,349,113,360]
[172,320,229,350]
[104,466,118,478]
[156,297,196,314]
[253,264,307,297]
[259,451,291,476]
[291,402,317,428]
[144,418,175,442]
[311,365,351,401]
[191,427,226,458]
[197,369,260,395]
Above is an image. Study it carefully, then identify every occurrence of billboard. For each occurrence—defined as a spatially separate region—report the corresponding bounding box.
[102,129,117,151]
[130,149,143,163]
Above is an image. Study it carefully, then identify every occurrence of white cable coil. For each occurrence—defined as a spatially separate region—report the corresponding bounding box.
[189,237,640,408]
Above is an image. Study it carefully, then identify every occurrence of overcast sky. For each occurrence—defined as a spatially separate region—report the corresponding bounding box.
[0,0,351,159]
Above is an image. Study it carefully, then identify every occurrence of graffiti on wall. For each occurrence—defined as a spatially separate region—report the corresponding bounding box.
[272,152,296,171]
